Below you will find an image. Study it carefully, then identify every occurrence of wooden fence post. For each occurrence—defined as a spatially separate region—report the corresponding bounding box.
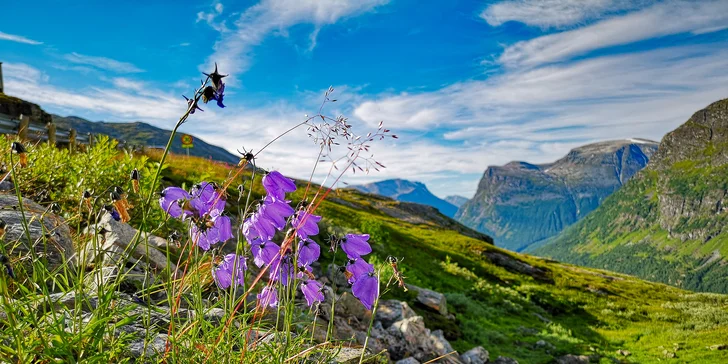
[46,122,56,146]
[69,128,77,152]
[18,114,29,141]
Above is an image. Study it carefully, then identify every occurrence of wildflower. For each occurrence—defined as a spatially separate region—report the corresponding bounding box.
[190,182,225,215]
[104,205,121,221]
[262,171,296,200]
[340,234,372,260]
[110,189,131,223]
[292,210,321,240]
[183,95,204,114]
[159,186,192,218]
[345,258,374,284]
[297,239,320,267]
[300,279,324,306]
[251,239,280,268]
[269,254,294,286]
[259,198,294,230]
[258,285,278,308]
[11,142,27,168]
[249,212,276,241]
[203,63,228,91]
[201,86,225,108]
[352,272,379,310]
[130,168,140,193]
[191,210,232,251]
[213,253,247,289]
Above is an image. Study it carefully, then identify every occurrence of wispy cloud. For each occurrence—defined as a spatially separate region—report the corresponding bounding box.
[497,0,728,68]
[197,2,228,32]
[64,52,144,73]
[481,0,653,29]
[0,31,43,45]
[203,0,389,81]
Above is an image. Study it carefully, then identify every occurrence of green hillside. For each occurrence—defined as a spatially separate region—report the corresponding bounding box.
[534,99,728,294]
[5,136,726,363]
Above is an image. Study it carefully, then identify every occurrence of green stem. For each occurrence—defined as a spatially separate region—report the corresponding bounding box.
[359,271,382,364]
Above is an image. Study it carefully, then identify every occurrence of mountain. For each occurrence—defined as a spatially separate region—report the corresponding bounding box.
[445,195,469,208]
[457,139,658,252]
[534,98,728,293]
[52,115,240,164]
[348,179,459,217]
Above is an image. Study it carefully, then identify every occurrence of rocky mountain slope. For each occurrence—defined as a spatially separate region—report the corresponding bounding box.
[52,115,239,164]
[348,179,459,218]
[445,195,469,208]
[457,139,658,252]
[534,98,728,293]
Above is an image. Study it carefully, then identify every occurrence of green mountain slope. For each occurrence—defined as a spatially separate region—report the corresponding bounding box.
[153,151,728,363]
[533,98,728,293]
[52,115,240,164]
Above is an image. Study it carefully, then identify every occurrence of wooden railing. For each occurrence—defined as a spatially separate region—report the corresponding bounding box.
[0,113,88,148]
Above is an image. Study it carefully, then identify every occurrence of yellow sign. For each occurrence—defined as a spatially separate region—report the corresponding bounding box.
[181,134,193,149]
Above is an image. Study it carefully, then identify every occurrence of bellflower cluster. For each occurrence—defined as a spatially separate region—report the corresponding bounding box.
[213,253,247,289]
[158,181,233,250]
[342,234,379,310]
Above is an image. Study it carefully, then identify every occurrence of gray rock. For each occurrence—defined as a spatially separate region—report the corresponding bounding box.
[128,333,168,358]
[336,292,371,322]
[0,193,75,271]
[386,316,459,363]
[406,284,448,315]
[556,354,590,364]
[0,180,13,191]
[376,300,417,328]
[460,346,489,364]
[493,356,519,364]
[396,358,420,364]
[535,339,555,351]
[327,263,351,290]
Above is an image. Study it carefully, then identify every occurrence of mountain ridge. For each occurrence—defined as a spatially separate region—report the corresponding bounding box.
[457,139,659,252]
[348,178,459,218]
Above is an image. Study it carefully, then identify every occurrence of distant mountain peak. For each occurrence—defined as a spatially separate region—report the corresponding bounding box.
[458,138,658,252]
[348,178,458,218]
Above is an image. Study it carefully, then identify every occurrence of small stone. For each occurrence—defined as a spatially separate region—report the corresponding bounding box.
[460,346,489,364]
[376,300,417,328]
[406,284,448,315]
[616,349,631,356]
[709,344,727,350]
[493,356,519,364]
[555,354,590,364]
[128,333,168,358]
[395,358,420,364]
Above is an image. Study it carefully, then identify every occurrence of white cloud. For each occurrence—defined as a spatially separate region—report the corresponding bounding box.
[64,52,144,73]
[0,31,43,45]
[482,0,652,29]
[498,0,728,68]
[197,1,228,32]
[203,0,389,81]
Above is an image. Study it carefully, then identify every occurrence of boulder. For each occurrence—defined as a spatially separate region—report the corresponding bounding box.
[406,284,448,315]
[0,193,75,271]
[460,346,489,364]
[376,300,417,328]
[385,316,460,363]
[556,354,590,364]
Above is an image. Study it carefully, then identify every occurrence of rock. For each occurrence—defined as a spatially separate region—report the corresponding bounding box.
[534,339,555,351]
[430,330,456,357]
[0,180,13,191]
[396,358,420,364]
[460,346,489,364]
[0,193,75,271]
[385,316,459,363]
[556,354,590,364]
[81,212,178,274]
[493,356,519,364]
[616,349,631,356]
[336,292,371,322]
[128,333,168,358]
[330,346,386,364]
[328,264,351,290]
[482,252,553,284]
[709,344,727,350]
[376,300,417,328]
[406,284,448,315]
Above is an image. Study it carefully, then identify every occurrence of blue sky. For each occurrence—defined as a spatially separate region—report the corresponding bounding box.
[2,0,728,198]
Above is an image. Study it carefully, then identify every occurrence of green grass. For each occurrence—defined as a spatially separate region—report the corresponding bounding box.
[1,139,728,363]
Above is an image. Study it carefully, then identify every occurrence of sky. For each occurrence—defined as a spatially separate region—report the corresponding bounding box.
[1,0,728,199]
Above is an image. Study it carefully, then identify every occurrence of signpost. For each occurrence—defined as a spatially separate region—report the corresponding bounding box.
[181,134,193,156]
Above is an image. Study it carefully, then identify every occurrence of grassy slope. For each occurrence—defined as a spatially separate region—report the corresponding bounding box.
[154,151,728,363]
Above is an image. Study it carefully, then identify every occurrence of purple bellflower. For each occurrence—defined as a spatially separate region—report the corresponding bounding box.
[293,210,321,240]
[190,182,225,215]
[259,198,294,230]
[341,234,372,260]
[300,279,324,306]
[258,285,278,308]
[298,239,320,267]
[262,171,297,200]
[213,254,247,289]
[191,209,233,251]
[269,254,294,286]
[352,272,379,311]
[346,258,374,284]
[251,239,280,268]
[159,187,192,218]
